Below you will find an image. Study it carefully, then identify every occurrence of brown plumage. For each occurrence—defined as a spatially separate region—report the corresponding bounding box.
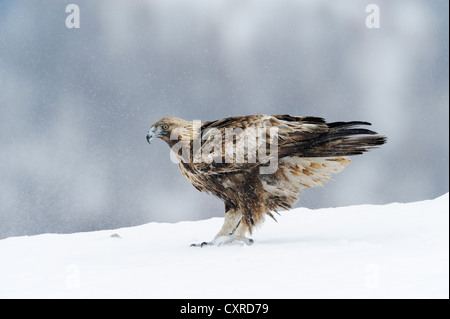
[146,114,386,247]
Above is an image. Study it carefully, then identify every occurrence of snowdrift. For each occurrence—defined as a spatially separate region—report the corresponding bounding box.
[0,194,448,299]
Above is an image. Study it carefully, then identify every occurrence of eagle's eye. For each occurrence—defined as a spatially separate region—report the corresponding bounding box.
[162,124,169,130]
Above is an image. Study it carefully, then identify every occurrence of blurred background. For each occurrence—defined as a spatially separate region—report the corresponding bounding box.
[0,0,448,239]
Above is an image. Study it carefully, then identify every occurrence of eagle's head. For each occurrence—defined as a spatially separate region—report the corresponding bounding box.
[147,117,197,147]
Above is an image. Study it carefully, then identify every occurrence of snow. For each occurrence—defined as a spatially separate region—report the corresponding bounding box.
[0,194,448,299]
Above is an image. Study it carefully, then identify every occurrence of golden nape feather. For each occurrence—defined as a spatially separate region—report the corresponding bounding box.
[146,114,386,247]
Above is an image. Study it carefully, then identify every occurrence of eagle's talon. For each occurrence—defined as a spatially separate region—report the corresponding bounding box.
[190,237,253,247]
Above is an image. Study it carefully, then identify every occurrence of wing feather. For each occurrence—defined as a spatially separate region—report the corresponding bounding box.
[190,114,385,175]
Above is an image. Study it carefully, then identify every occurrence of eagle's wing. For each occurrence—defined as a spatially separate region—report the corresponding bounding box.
[192,115,279,174]
[273,114,384,158]
[191,114,384,175]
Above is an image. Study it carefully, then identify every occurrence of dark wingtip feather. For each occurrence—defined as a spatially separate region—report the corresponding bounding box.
[327,121,372,128]
[274,114,326,124]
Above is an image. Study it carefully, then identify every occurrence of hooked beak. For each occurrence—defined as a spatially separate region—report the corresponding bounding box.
[146,128,158,144]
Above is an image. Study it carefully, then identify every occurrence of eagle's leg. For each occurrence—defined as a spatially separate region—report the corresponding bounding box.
[213,213,254,246]
[228,221,254,246]
[212,220,253,246]
[190,209,242,247]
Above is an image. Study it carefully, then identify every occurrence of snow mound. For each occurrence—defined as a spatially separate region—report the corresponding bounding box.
[0,194,448,298]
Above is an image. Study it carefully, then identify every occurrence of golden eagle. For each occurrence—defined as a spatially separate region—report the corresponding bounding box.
[146,115,386,247]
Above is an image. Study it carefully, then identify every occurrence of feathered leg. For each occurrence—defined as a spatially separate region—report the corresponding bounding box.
[190,209,241,247]
[230,221,254,245]
[190,209,253,247]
